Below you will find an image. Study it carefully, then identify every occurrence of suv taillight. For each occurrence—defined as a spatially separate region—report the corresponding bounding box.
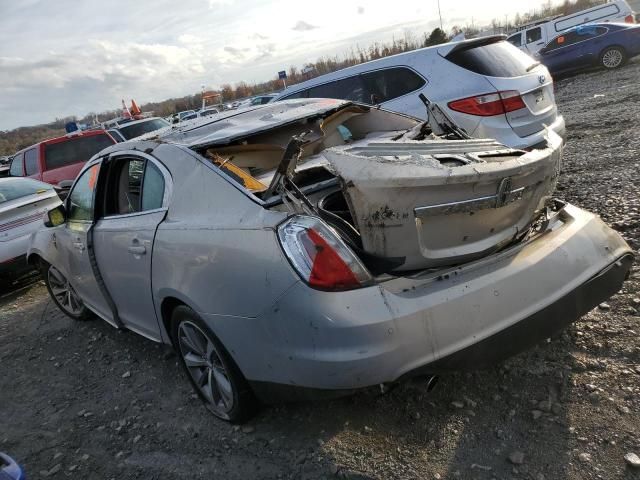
[278,216,373,291]
[448,90,526,116]
[624,14,635,23]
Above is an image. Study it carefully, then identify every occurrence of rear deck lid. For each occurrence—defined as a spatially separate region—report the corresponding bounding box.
[324,133,563,270]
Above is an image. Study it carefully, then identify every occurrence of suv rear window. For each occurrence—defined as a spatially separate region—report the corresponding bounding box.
[0,178,53,204]
[446,41,537,77]
[44,134,114,170]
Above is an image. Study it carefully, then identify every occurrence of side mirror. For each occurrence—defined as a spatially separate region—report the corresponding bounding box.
[44,205,66,228]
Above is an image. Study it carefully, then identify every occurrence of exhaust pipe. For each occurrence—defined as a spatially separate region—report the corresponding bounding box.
[379,375,439,395]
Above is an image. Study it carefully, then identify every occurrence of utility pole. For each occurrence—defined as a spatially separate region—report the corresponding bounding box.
[437,0,443,31]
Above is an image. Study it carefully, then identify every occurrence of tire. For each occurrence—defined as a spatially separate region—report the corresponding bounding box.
[171,305,258,423]
[43,263,92,320]
[600,46,626,70]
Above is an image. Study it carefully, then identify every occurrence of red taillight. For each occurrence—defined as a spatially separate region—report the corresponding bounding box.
[625,14,635,23]
[306,229,360,289]
[448,90,526,117]
[278,216,372,291]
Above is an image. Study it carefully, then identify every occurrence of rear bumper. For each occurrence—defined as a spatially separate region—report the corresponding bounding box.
[474,114,566,150]
[200,203,631,402]
[250,252,632,403]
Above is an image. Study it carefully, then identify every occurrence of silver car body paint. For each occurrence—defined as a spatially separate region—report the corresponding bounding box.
[0,178,61,263]
[27,100,632,396]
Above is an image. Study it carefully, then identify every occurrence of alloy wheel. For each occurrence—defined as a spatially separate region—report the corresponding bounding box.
[177,320,235,417]
[47,266,84,316]
[602,49,623,69]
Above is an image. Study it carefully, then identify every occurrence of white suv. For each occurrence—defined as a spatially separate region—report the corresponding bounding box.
[273,36,565,149]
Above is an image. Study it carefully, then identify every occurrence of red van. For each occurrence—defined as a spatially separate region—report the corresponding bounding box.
[9,130,115,190]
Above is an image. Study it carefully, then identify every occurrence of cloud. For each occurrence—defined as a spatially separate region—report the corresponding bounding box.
[208,0,234,8]
[292,20,318,31]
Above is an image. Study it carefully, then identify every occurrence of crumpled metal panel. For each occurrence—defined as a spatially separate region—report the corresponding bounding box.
[325,131,563,270]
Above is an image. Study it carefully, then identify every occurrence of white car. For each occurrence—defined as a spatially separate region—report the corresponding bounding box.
[273,36,566,150]
[0,177,61,286]
[507,0,636,55]
[106,117,171,142]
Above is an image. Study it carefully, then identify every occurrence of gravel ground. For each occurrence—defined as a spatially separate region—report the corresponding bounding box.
[1,59,640,480]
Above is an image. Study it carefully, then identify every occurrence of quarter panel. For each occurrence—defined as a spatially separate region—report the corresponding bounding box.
[150,145,297,319]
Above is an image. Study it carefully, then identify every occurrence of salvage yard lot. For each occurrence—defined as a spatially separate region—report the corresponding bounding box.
[1,59,640,480]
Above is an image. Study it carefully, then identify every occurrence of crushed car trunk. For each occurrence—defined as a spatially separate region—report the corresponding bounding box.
[198,102,563,272]
[323,136,562,269]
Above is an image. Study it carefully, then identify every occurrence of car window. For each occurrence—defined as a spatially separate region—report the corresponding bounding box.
[24,148,38,176]
[118,119,170,140]
[68,164,100,222]
[45,134,114,170]
[507,33,522,47]
[141,162,165,211]
[446,41,538,77]
[281,89,309,100]
[575,25,608,38]
[360,67,426,104]
[105,158,165,215]
[526,27,542,44]
[108,129,125,142]
[307,76,367,102]
[9,153,24,176]
[545,30,585,51]
[0,178,53,204]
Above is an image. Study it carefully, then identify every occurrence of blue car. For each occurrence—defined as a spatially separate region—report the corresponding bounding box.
[536,23,640,75]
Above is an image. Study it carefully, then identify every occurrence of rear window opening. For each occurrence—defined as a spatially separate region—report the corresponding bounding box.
[446,41,539,77]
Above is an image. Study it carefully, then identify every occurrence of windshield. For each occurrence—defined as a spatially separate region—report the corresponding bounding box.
[0,177,53,204]
[118,118,170,140]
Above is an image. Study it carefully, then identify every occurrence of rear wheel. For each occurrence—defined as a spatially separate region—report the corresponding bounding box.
[171,306,257,423]
[600,47,626,69]
[44,264,91,320]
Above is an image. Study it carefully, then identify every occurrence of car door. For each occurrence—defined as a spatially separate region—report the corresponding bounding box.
[92,152,170,341]
[59,162,113,322]
[539,31,584,74]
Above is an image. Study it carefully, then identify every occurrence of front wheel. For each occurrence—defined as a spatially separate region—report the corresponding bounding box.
[171,306,258,423]
[600,47,626,69]
[44,264,91,320]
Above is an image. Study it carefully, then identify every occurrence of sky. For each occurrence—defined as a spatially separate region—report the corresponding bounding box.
[0,0,559,130]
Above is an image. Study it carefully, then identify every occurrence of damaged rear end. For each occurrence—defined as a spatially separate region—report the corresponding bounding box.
[182,99,631,396]
[199,101,563,274]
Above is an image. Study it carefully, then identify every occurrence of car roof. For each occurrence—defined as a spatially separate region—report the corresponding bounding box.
[274,36,505,99]
[122,98,352,150]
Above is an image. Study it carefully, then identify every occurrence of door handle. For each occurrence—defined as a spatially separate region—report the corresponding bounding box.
[72,242,85,252]
[127,245,147,255]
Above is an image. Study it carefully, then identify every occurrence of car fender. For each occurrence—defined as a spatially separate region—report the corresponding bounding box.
[26,225,64,270]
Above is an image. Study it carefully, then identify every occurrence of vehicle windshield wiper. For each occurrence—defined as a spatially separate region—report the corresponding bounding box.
[526,62,541,72]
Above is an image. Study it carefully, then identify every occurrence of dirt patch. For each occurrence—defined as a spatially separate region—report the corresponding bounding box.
[1,60,640,479]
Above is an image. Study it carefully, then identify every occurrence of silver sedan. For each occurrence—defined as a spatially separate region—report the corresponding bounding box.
[28,99,632,422]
